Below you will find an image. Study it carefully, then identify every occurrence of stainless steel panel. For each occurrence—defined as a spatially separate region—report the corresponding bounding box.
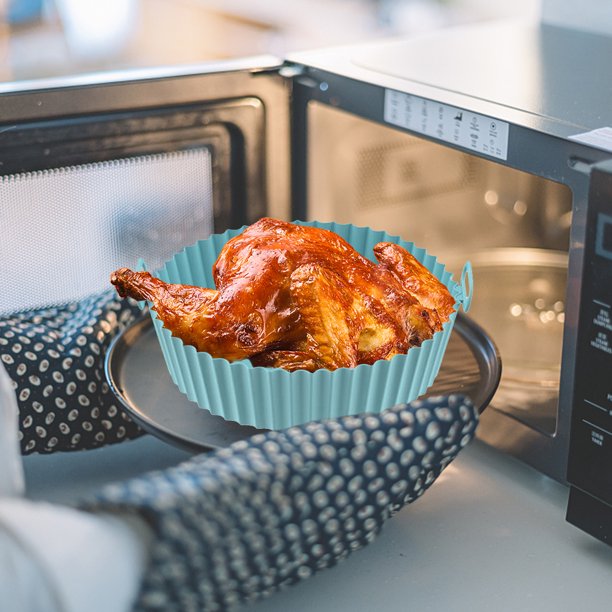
[289,22,612,141]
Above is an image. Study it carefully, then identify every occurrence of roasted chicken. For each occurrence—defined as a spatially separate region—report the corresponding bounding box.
[111,218,454,371]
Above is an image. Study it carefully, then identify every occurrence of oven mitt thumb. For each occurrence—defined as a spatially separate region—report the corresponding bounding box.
[0,289,143,454]
[82,394,478,612]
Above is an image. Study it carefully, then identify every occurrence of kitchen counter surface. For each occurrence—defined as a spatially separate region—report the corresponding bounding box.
[23,435,612,611]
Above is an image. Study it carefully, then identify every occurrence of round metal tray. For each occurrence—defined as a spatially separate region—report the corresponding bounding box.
[105,313,501,453]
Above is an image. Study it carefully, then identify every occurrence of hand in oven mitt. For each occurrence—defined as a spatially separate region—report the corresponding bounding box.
[83,394,478,612]
[0,289,143,454]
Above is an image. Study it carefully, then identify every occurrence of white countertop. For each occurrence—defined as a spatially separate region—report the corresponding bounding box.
[23,435,612,611]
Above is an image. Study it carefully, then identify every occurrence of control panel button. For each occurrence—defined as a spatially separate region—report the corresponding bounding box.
[596,212,612,260]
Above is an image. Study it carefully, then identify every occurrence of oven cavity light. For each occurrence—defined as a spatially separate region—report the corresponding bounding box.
[508,300,565,324]
[513,200,527,216]
[510,303,522,317]
[484,190,498,205]
[539,310,557,324]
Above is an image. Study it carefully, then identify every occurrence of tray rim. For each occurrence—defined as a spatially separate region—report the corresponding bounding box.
[105,312,501,453]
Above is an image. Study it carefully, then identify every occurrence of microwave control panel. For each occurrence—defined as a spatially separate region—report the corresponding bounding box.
[567,161,612,544]
[383,89,510,161]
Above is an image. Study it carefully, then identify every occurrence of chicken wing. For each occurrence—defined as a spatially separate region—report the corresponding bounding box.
[373,242,456,321]
[111,218,454,371]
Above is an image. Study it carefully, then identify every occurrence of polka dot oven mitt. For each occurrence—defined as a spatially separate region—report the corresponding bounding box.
[83,395,478,612]
[0,290,143,454]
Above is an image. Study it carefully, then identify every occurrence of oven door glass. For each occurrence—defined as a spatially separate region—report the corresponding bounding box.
[0,59,289,313]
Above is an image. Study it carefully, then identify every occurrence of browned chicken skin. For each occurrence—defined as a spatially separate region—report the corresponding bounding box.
[111,218,454,371]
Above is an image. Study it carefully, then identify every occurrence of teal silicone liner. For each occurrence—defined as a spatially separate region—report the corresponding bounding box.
[141,221,472,429]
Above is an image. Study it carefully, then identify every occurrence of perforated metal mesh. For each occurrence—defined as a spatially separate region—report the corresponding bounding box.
[0,149,214,314]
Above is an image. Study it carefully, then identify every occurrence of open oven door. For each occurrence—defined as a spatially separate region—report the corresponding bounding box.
[566,158,612,545]
[0,57,290,314]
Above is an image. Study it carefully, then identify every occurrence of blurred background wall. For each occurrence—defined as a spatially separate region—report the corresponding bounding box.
[0,0,541,82]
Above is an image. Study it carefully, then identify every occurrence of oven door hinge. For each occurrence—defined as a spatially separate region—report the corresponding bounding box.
[569,157,597,175]
[278,62,331,92]
[569,156,612,176]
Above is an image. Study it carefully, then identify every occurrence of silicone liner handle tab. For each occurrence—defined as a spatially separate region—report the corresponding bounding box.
[459,261,473,312]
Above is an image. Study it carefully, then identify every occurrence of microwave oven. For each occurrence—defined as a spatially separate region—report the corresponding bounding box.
[0,20,610,544]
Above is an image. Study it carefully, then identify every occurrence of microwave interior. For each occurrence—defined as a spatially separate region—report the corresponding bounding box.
[0,50,601,488]
[305,101,572,441]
